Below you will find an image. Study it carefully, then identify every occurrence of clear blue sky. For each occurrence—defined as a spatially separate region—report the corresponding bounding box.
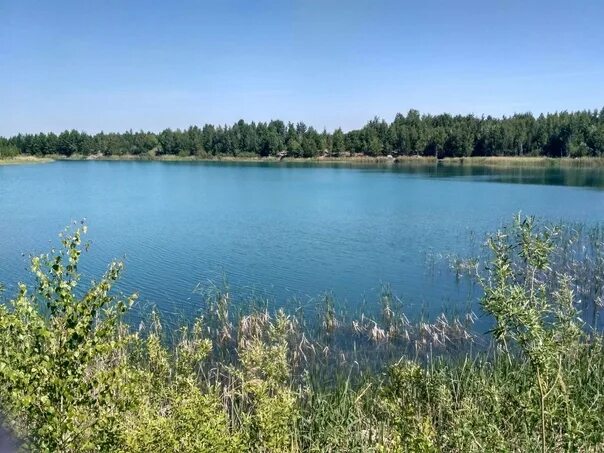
[1,0,603,136]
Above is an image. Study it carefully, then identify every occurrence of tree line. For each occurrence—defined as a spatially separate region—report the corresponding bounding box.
[2,108,604,159]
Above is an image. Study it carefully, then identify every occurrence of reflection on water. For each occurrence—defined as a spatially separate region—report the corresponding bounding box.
[251,160,604,189]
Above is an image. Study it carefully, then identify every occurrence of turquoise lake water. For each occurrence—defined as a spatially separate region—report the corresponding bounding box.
[1,161,603,320]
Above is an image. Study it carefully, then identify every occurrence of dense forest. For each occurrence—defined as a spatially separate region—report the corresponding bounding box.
[2,108,604,159]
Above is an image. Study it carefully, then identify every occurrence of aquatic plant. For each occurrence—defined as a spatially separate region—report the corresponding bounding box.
[0,217,602,451]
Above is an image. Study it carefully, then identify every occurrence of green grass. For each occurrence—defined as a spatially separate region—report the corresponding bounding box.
[0,156,54,165]
[0,217,602,451]
[441,156,604,167]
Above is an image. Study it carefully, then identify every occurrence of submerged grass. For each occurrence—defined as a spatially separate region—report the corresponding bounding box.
[0,216,603,451]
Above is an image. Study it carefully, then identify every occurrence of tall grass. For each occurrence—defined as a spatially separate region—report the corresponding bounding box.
[0,216,602,451]
[441,156,604,167]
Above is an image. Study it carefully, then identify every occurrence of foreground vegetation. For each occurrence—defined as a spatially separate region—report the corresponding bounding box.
[3,108,604,160]
[0,216,603,451]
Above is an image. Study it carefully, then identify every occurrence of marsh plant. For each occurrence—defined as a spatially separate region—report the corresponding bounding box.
[480,215,595,451]
[0,216,602,451]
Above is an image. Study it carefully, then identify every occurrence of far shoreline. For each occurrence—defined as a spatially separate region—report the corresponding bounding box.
[0,156,54,166]
[58,154,604,168]
[4,154,604,168]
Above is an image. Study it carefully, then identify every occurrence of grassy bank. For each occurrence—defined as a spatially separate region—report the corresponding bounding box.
[0,217,602,451]
[48,152,604,168]
[0,156,54,166]
[440,155,604,167]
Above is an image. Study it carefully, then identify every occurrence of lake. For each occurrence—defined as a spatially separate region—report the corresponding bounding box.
[1,161,603,321]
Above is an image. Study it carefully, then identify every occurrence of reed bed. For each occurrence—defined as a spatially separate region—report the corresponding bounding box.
[0,216,602,451]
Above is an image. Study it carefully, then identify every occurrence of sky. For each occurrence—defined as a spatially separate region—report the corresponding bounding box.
[1,0,603,136]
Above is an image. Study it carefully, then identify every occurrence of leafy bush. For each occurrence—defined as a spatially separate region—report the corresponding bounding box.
[378,215,604,452]
[0,225,136,450]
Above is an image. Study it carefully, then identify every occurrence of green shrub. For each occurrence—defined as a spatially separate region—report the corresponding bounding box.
[0,225,137,451]
[377,215,604,452]
[0,217,602,452]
